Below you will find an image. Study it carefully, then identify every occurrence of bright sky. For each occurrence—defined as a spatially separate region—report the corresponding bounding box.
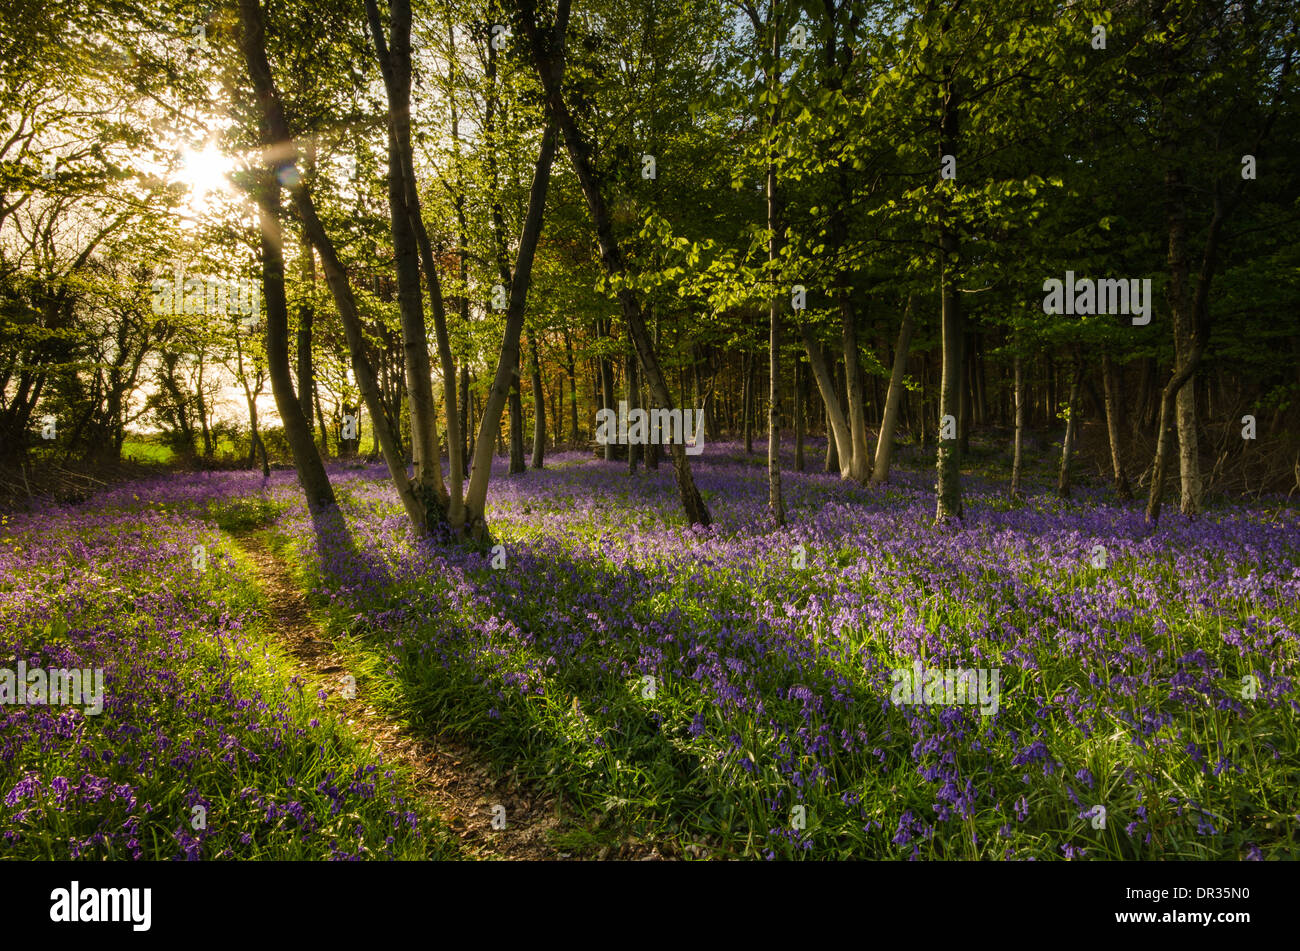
[175,141,237,215]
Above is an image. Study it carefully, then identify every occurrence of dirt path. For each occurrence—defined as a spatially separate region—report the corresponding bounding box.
[231,532,566,861]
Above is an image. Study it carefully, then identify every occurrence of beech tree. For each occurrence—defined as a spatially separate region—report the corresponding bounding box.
[509,0,711,526]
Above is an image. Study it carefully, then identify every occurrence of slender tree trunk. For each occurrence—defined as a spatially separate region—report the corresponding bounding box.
[768,297,785,522]
[840,292,870,481]
[1101,350,1133,500]
[872,295,915,484]
[240,0,426,533]
[794,357,805,473]
[234,331,261,472]
[812,1,868,482]
[958,332,972,455]
[1057,356,1080,498]
[1174,357,1201,513]
[1011,351,1025,499]
[457,118,559,535]
[1148,365,1193,524]
[934,259,964,522]
[564,328,580,447]
[550,371,561,451]
[597,320,616,461]
[645,311,661,470]
[918,351,929,449]
[295,145,317,435]
[450,18,473,482]
[508,373,526,474]
[1134,357,1154,439]
[254,175,336,514]
[1147,169,1226,524]
[765,16,786,524]
[742,350,754,454]
[645,378,660,467]
[825,402,838,472]
[297,240,315,433]
[366,0,449,525]
[803,329,852,476]
[314,380,328,456]
[626,335,640,473]
[935,66,964,524]
[699,345,717,441]
[195,354,212,458]
[459,366,472,475]
[516,0,708,525]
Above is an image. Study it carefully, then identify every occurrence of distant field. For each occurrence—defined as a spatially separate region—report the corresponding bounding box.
[119,439,176,465]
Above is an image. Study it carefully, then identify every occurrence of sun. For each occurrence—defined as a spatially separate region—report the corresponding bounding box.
[176,143,234,208]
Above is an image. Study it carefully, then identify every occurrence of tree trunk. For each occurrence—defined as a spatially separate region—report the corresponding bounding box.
[295,143,317,437]
[366,0,449,524]
[516,0,708,525]
[509,375,526,473]
[1134,356,1155,439]
[935,68,963,523]
[459,366,472,475]
[1057,357,1080,498]
[1146,169,1226,524]
[195,353,212,458]
[460,122,559,535]
[314,380,328,456]
[1011,351,1024,499]
[450,18,473,482]
[645,310,661,469]
[742,350,754,454]
[297,240,315,433]
[958,332,972,456]
[871,295,915,484]
[803,329,852,476]
[1168,169,1203,516]
[597,320,616,461]
[233,331,262,472]
[918,351,929,449]
[626,335,640,473]
[240,0,427,533]
[768,294,785,522]
[765,17,786,525]
[794,357,805,473]
[1101,350,1133,500]
[254,176,336,514]
[840,292,870,481]
[1174,364,1200,513]
[699,345,717,441]
[825,405,838,472]
[564,328,580,447]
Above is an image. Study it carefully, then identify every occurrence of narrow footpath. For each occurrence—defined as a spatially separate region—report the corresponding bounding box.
[232,531,565,861]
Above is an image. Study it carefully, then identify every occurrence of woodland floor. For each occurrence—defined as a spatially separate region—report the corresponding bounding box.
[231,530,564,860]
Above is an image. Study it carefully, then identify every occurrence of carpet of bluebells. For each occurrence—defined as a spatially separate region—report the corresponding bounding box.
[3,440,1298,859]
[0,490,454,859]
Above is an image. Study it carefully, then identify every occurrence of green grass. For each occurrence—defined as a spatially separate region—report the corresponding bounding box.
[120,438,175,465]
[0,508,462,861]
[256,455,1299,861]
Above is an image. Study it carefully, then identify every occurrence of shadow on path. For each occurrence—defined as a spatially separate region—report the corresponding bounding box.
[230,530,564,861]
